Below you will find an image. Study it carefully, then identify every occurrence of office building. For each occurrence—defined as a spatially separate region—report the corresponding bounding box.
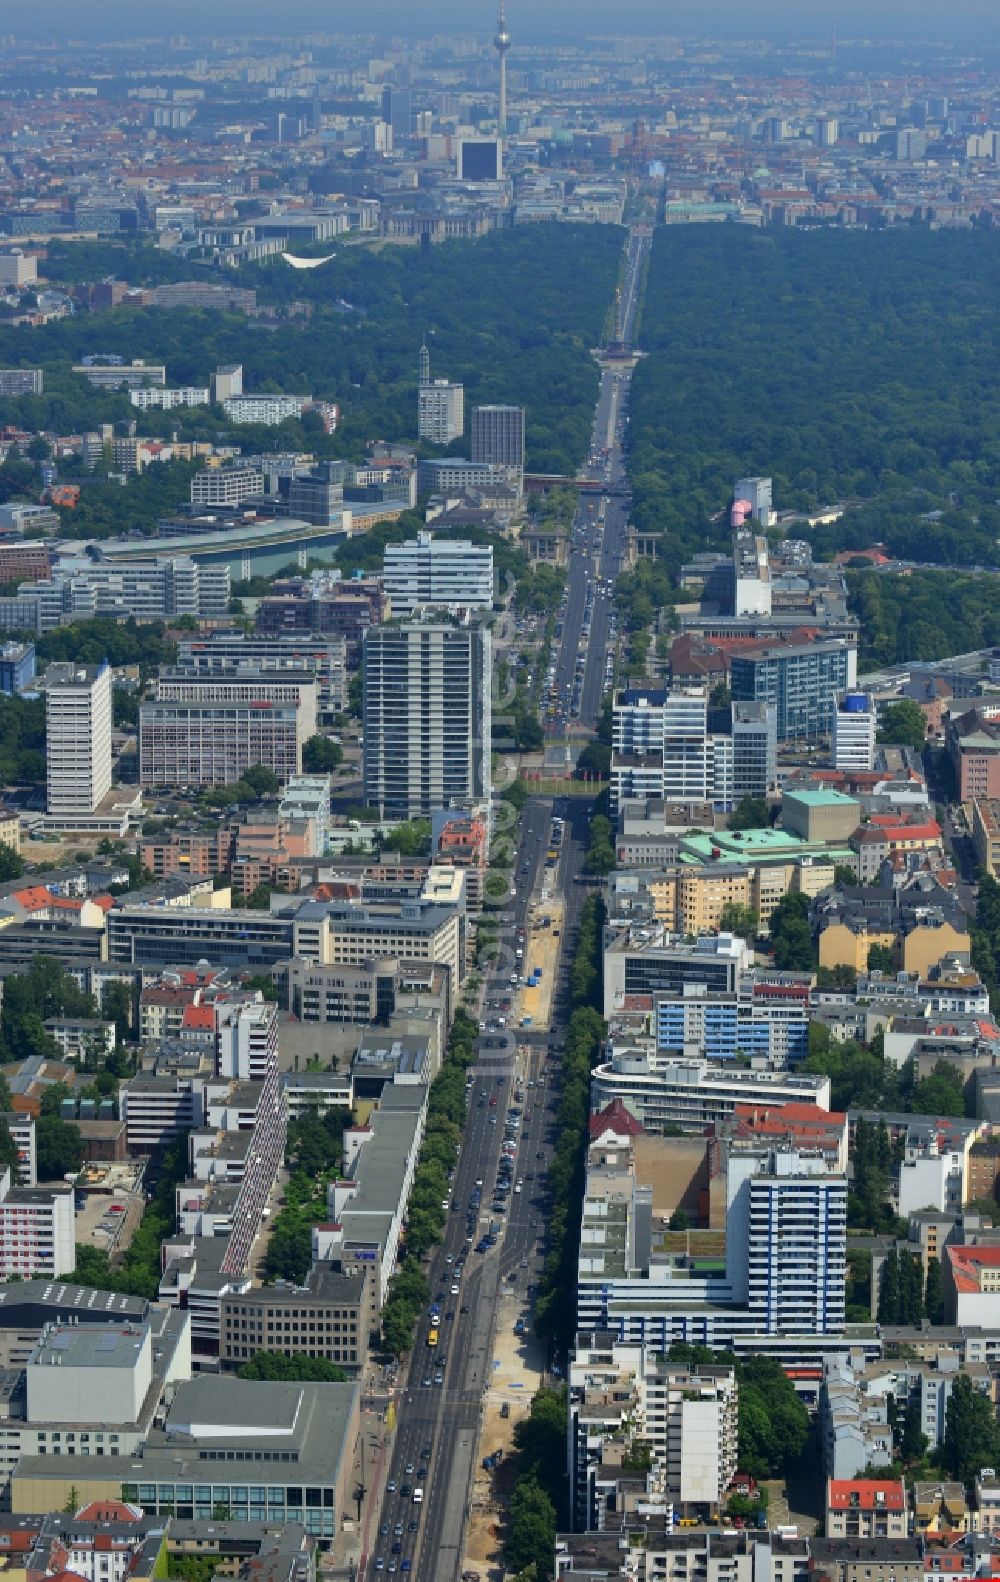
[129,387,210,411]
[0,251,39,289]
[730,636,855,741]
[610,687,775,811]
[418,374,465,445]
[220,1264,369,1374]
[0,369,42,397]
[458,138,502,181]
[654,975,810,1065]
[0,641,34,696]
[10,1376,360,1544]
[896,128,927,161]
[591,1051,830,1134]
[73,361,166,390]
[190,465,264,508]
[734,475,773,526]
[174,632,346,718]
[45,662,113,817]
[471,403,524,485]
[833,692,878,772]
[662,688,710,801]
[575,1137,848,1367]
[222,394,308,427]
[816,116,839,146]
[415,457,510,495]
[212,364,243,403]
[139,671,317,789]
[382,532,493,615]
[362,622,491,817]
[381,85,413,142]
[55,557,230,622]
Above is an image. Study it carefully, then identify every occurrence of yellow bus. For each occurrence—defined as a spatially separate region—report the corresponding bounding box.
[428,1327,439,1348]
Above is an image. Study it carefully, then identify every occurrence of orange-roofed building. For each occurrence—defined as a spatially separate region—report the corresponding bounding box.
[946,1245,1000,1327]
[727,1101,849,1172]
[826,1479,908,1539]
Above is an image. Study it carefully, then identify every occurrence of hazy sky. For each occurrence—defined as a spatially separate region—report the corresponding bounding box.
[9,0,1000,40]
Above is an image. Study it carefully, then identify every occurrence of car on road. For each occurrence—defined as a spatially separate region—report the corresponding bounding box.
[386,1481,397,1493]
[404,1464,413,1475]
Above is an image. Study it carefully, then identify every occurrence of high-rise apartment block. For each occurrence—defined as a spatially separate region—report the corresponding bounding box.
[727,1145,847,1335]
[833,691,877,772]
[363,621,491,817]
[382,532,493,616]
[417,340,464,444]
[0,250,37,288]
[45,661,113,817]
[418,379,465,445]
[471,403,524,487]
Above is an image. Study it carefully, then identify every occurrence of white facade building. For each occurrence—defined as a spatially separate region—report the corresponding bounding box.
[833,692,878,773]
[222,395,307,426]
[382,532,493,615]
[727,1146,847,1334]
[0,1169,74,1279]
[418,380,464,445]
[591,1052,831,1133]
[45,661,113,816]
[129,387,210,411]
[190,466,264,507]
[362,621,491,818]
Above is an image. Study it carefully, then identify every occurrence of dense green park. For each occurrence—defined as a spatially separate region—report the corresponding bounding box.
[629,225,1000,577]
[0,225,622,486]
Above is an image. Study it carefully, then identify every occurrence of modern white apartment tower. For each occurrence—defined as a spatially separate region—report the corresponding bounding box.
[418,381,465,446]
[726,1145,847,1335]
[382,532,493,616]
[362,621,491,818]
[662,688,709,801]
[833,691,877,772]
[45,661,113,816]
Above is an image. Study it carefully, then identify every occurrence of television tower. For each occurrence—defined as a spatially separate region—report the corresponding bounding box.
[494,0,511,140]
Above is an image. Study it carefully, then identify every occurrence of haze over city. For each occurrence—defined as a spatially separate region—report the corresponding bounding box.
[0,7,999,1582]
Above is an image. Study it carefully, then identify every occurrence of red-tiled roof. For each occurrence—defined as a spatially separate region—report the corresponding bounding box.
[828,1479,906,1511]
[589,1099,644,1139]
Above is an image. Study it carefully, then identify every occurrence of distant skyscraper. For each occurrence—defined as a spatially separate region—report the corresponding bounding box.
[418,340,430,388]
[457,138,502,181]
[471,403,524,487]
[495,0,511,139]
[895,128,927,161]
[45,661,113,816]
[362,622,491,818]
[815,115,838,146]
[381,85,412,144]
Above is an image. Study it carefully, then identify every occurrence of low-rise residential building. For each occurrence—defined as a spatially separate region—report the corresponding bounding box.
[825,1480,908,1539]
